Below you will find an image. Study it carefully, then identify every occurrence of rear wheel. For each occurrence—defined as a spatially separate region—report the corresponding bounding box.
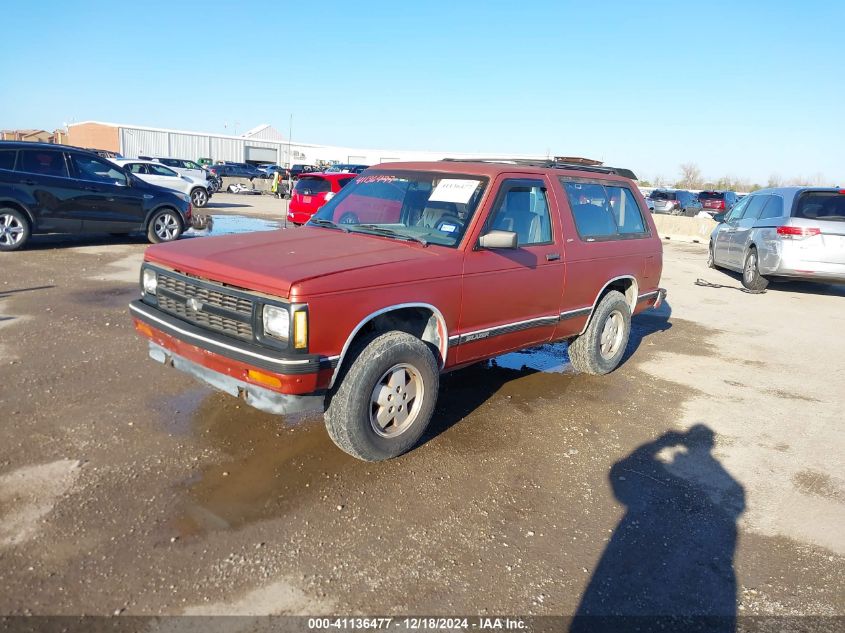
[0,208,30,251]
[147,208,183,244]
[568,290,631,375]
[191,187,208,208]
[325,331,439,461]
[741,247,768,293]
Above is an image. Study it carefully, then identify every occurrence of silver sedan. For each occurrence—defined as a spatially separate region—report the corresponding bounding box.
[708,187,845,292]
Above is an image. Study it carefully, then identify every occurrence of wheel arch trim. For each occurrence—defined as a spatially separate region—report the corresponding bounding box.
[330,302,449,388]
[0,198,36,228]
[579,275,639,335]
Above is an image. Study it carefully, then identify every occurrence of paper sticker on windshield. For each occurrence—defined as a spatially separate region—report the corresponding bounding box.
[429,179,480,204]
[439,223,458,233]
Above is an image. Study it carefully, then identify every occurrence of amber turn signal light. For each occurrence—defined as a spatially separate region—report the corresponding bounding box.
[293,311,308,349]
[247,369,282,389]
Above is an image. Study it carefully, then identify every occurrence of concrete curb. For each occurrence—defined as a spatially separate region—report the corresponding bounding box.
[651,214,717,244]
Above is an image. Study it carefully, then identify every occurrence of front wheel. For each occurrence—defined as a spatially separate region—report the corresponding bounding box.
[0,208,31,251]
[325,331,439,461]
[741,247,768,293]
[147,208,183,244]
[191,188,208,208]
[707,241,717,269]
[568,290,631,375]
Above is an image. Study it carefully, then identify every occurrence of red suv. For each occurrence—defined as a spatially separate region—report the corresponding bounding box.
[131,160,665,461]
[287,172,356,225]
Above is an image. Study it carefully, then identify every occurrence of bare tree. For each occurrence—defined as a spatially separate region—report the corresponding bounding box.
[677,162,703,189]
[767,174,783,188]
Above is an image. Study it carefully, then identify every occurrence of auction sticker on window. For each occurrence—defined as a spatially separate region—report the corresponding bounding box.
[429,179,480,204]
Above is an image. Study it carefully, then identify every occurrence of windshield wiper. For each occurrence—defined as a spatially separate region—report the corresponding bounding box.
[308,218,349,232]
[353,224,428,246]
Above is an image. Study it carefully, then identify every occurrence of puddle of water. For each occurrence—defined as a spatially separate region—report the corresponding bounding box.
[186,214,281,237]
[488,342,573,374]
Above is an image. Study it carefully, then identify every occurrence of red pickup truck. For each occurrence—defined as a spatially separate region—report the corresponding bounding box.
[130,160,665,461]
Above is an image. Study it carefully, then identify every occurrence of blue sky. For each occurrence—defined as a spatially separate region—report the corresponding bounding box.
[1,0,842,184]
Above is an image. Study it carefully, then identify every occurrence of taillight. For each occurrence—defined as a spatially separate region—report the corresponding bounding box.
[777,226,820,239]
[717,200,726,210]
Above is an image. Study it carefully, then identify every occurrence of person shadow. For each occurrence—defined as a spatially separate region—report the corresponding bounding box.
[571,425,745,633]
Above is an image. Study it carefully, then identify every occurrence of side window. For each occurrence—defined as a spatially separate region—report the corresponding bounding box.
[0,150,16,171]
[741,195,769,220]
[607,186,647,234]
[562,180,648,240]
[486,179,552,246]
[18,150,68,178]
[71,155,127,185]
[725,196,749,221]
[759,195,784,219]
[126,163,148,174]
[148,164,177,177]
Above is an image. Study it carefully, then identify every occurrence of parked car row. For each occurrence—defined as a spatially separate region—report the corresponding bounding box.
[0,141,193,250]
[646,189,741,217]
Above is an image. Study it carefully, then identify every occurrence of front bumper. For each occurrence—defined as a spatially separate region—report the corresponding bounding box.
[148,343,324,416]
[130,300,336,394]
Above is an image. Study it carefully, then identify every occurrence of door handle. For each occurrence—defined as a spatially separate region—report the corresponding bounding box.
[20,179,36,186]
[84,185,100,192]
[546,253,561,261]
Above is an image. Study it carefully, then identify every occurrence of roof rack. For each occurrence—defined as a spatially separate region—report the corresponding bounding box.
[442,158,637,181]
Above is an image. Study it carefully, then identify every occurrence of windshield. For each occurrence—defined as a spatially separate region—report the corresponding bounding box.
[309,171,488,247]
[651,191,677,201]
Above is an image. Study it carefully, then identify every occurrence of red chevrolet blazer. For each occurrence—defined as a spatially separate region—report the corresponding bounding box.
[130,160,665,461]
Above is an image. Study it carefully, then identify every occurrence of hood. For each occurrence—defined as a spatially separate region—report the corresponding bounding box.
[144,227,459,298]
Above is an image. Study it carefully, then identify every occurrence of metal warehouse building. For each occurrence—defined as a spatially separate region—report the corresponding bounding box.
[66,121,544,167]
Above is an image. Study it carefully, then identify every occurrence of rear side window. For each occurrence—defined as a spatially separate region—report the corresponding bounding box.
[126,163,148,174]
[759,195,784,219]
[19,150,68,177]
[793,192,845,222]
[295,177,331,194]
[651,191,676,201]
[0,150,16,170]
[562,179,648,240]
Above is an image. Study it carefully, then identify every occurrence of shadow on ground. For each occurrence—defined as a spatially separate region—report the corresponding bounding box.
[571,425,745,633]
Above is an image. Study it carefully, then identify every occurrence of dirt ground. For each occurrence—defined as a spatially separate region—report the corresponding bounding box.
[0,196,842,619]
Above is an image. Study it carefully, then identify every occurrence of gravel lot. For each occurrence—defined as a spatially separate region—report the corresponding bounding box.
[0,194,842,618]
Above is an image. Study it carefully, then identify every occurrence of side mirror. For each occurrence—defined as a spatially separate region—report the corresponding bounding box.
[713,213,726,223]
[479,230,518,249]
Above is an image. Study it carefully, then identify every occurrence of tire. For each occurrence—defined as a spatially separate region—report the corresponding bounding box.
[0,207,31,251]
[190,187,208,208]
[568,290,631,375]
[707,241,717,269]
[146,208,183,244]
[741,247,768,293]
[324,331,439,461]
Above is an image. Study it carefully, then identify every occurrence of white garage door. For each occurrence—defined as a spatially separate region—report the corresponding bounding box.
[245,146,278,163]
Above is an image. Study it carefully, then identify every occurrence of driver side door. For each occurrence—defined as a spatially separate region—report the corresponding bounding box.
[457,175,565,364]
[712,196,748,266]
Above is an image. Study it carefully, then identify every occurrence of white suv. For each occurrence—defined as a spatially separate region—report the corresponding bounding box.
[113,158,212,208]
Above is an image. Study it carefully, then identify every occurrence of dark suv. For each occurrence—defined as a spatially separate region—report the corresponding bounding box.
[0,141,192,251]
[698,190,738,214]
[650,189,703,216]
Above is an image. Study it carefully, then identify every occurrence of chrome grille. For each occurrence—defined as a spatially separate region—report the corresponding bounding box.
[157,273,254,340]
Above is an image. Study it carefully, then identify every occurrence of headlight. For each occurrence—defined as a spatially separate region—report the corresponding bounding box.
[262,305,289,340]
[142,268,157,295]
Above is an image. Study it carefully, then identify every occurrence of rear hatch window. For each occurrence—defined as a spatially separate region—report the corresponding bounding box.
[294,177,331,195]
[699,191,724,200]
[793,192,845,222]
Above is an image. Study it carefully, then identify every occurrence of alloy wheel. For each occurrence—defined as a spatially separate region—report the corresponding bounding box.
[599,310,625,359]
[369,363,424,438]
[154,212,180,241]
[0,213,24,246]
